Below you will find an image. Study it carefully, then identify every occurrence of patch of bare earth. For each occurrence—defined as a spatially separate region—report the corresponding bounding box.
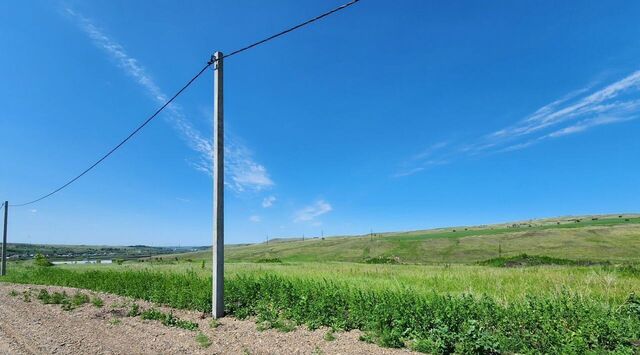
[0,283,415,355]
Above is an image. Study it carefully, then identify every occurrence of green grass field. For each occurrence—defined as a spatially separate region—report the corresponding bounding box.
[2,214,640,354]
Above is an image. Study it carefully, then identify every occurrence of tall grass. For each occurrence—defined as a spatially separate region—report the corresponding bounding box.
[2,266,639,354]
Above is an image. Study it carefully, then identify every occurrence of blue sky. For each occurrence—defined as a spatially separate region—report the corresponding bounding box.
[1,1,639,246]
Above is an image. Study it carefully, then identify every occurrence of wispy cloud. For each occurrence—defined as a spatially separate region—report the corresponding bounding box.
[262,196,276,208]
[294,200,332,222]
[249,215,262,223]
[65,8,273,192]
[397,70,640,176]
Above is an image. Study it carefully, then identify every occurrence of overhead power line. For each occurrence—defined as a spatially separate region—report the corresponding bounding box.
[11,0,360,207]
[221,0,360,60]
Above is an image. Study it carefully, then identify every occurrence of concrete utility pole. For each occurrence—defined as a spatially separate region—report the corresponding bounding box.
[1,201,8,276]
[212,52,224,319]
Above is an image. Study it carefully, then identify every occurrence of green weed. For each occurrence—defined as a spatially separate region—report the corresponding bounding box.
[141,308,198,331]
[209,318,220,329]
[323,330,336,341]
[91,296,104,308]
[127,303,140,317]
[8,290,18,297]
[195,332,211,348]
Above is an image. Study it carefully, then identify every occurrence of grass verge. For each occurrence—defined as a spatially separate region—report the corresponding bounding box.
[2,266,640,354]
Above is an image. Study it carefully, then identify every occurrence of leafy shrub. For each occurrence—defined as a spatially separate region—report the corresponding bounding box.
[255,258,282,263]
[480,254,608,268]
[34,253,53,267]
[363,256,399,264]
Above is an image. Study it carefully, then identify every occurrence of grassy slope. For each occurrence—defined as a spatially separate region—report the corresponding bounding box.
[173,215,640,264]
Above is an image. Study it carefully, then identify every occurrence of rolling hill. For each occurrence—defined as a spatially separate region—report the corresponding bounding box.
[175,214,640,264]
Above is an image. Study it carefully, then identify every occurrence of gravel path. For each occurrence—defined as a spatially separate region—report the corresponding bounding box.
[0,283,415,355]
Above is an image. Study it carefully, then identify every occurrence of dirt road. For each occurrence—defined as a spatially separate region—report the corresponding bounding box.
[0,283,414,355]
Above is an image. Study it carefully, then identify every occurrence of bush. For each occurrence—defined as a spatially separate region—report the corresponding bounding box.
[479,254,608,268]
[34,253,53,267]
[255,258,282,263]
[363,256,399,264]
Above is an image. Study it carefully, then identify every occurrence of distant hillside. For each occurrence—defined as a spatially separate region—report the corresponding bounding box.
[6,243,208,261]
[177,214,640,264]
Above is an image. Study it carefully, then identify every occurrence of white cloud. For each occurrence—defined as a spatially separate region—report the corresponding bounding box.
[30,209,37,213]
[66,9,273,193]
[397,70,640,176]
[294,200,332,222]
[225,140,274,192]
[249,215,262,223]
[546,115,637,138]
[262,196,276,208]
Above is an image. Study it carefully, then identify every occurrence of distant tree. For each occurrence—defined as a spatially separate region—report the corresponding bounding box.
[34,253,53,267]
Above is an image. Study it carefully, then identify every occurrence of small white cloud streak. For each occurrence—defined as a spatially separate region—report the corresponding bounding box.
[262,196,276,208]
[66,9,273,192]
[397,69,640,176]
[249,215,261,223]
[500,115,638,152]
[294,200,332,222]
[487,71,640,143]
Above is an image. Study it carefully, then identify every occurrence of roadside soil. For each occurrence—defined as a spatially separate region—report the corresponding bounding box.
[0,283,415,355]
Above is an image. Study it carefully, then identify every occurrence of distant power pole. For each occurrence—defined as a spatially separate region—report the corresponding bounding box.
[370,228,373,241]
[212,52,224,319]
[266,235,269,245]
[302,233,305,242]
[1,201,8,276]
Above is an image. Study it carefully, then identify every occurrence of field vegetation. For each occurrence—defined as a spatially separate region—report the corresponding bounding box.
[1,214,639,353]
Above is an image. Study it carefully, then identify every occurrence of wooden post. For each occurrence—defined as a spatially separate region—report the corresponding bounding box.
[212,52,224,318]
[1,201,7,276]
